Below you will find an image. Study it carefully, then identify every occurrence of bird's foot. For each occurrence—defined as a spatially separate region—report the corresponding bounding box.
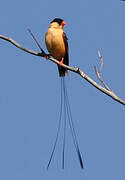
[45,54,51,60]
[58,57,64,66]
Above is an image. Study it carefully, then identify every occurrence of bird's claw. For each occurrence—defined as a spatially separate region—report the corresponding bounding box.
[45,54,51,60]
[58,57,64,66]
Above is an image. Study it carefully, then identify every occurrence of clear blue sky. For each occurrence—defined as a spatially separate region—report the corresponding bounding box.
[0,0,125,179]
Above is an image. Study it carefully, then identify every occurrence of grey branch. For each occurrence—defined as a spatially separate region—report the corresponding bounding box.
[94,50,111,91]
[0,33,125,105]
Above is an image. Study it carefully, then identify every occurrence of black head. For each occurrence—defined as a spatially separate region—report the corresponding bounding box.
[50,18,64,25]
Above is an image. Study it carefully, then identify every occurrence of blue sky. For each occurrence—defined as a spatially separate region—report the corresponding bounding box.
[0,0,125,180]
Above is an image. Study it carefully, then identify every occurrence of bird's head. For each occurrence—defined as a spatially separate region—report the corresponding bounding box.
[50,18,66,29]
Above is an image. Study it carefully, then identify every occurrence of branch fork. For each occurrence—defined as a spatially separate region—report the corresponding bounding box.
[0,30,125,105]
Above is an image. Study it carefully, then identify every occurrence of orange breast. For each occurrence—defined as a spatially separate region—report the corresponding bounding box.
[45,28,65,60]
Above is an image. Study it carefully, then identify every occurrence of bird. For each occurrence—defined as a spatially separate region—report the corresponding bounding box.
[45,18,83,169]
[45,18,69,77]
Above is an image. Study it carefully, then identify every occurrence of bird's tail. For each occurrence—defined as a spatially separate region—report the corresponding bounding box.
[46,77,84,169]
[58,66,69,77]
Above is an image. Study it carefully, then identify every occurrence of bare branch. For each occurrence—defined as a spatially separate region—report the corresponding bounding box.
[0,33,125,105]
[94,50,111,91]
[27,29,46,57]
[0,34,42,57]
[97,49,104,74]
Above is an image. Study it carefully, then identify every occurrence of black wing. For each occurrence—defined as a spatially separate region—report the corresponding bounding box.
[63,32,69,66]
[58,32,69,77]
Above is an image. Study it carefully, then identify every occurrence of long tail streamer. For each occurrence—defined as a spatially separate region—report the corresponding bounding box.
[47,77,84,169]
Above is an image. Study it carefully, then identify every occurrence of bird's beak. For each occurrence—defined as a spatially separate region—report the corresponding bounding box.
[61,21,66,26]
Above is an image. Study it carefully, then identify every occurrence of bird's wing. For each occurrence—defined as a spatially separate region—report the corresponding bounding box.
[63,32,69,66]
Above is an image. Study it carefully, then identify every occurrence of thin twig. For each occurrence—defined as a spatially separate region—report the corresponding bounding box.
[94,49,111,91]
[97,49,104,74]
[27,29,46,57]
[0,33,125,105]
